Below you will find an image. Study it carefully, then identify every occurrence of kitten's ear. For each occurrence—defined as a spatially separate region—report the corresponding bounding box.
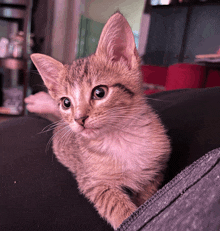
[30,54,64,96]
[95,12,139,69]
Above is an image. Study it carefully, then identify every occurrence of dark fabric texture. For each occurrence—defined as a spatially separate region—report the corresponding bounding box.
[147,87,220,184]
[0,116,113,231]
[118,148,220,231]
[1,87,220,230]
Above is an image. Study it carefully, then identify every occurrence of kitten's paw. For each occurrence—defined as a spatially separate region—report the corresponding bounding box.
[25,92,61,122]
[88,186,137,229]
[109,201,137,229]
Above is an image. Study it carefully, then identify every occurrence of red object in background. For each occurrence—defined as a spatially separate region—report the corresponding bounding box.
[205,70,220,88]
[141,63,220,95]
[141,65,167,86]
[144,89,162,95]
[141,65,167,95]
[216,47,220,54]
[165,63,206,91]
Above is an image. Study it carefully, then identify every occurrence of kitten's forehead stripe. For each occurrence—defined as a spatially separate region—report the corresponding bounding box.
[67,58,91,86]
[83,59,92,86]
[83,60,89,76]
[112,83,134,97]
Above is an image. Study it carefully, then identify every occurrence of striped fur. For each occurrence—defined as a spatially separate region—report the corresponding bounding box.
[31,12,171,229]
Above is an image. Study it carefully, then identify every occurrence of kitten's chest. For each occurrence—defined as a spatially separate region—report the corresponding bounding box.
[53,120,158,178]
[86,132,145,171]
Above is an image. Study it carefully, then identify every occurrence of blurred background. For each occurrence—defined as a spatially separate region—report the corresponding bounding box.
[0,0,220,116]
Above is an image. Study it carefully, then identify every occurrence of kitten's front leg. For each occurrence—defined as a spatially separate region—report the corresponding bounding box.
[85,186,137,229]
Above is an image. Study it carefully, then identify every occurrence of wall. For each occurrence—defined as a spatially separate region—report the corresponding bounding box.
[145,4,220,66]
[51,0,145,62]
[51,0,82,63]
[184,5,220,59]
[84,0,145,33]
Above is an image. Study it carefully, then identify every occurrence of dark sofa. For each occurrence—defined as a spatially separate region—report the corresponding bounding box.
[1,87,220,231]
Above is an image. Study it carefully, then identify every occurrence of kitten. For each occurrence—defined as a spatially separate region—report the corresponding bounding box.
[31,12,171,229]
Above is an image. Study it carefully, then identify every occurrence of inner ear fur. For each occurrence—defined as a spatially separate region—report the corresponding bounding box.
[95,12,139,69]
[30,53,64,96]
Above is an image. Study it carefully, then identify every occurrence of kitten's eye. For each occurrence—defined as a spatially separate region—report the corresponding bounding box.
[92,86,108,100]
[61,97,71,109]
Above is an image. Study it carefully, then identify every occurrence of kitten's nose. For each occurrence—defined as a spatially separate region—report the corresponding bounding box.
[74,116,88,126]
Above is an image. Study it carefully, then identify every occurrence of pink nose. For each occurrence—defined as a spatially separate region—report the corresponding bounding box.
[74,116,88,126]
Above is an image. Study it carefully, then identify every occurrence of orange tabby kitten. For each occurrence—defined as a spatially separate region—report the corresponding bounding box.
[30,12,171,229]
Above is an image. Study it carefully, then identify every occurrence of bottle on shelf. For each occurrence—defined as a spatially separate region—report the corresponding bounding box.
[0,32,34,115]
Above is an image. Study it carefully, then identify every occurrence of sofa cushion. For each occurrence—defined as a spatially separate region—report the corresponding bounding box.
[141,65,167,86]
[165,63,206,90]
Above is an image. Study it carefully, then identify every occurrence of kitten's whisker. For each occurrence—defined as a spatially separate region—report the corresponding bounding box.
[45,123,70,153]
[40,120,62,132]
[105,123,150,141]
[56,124,74,147]
[39,120,63,134]
[106,108,150,117]
[111,115,145,121]
[145,96,170,102]
[58,126,73,146]
[89,114,146,126]
[45,134,55,153]
[60,128,74,147]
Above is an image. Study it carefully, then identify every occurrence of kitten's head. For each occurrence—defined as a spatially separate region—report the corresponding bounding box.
[31,12,144,138]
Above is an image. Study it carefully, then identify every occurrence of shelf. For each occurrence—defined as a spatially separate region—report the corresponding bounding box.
[147,1,220,10]
[0,0,27,5]
[0,7,25,19]
[0,58,28,70]
[0,106,22,115]
[0,0,33,116]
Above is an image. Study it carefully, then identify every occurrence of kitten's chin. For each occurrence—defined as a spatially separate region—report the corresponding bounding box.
[80,127,99,139]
